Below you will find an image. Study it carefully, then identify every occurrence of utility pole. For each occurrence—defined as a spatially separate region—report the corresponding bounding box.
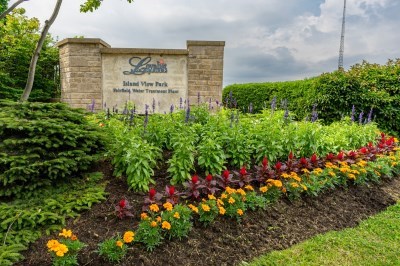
[338,0,347,71]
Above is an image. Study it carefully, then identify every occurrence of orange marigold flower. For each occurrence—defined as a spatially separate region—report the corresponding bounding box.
[116,240,124,248]
[228,197,235,204]
[149,204,159,212]
[217,199,224,206]
[219,206,226,215]
[290,182,299,188]
[281,187,287,193]
[244,185,254,191]
[162,221,171,230]
[173,212,180,219]
[220,193,228,199]
[201,204,211,212]
[259,186,268,193]
[237,209,244,216]
[163,202,173,211]
[156,216,162,222]
[47,240,60,251]
[99,123,105,127]
[188,204,199,213]
[236,188,246,196]
[347,173,356,180]
[70,235,78,241]
[225,187,236,194]
[59,229,72,238]
[150,221,158,227]
[123,231,134,243]
[301,168,310,174]
[273,180,283,188]
[141,212,149,220]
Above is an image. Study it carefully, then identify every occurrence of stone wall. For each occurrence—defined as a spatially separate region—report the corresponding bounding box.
[58,38,110,110]
[187,41,225,105]
[57,38,225,112]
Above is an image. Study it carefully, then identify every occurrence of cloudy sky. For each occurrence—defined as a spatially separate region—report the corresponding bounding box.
[9,0,400,86]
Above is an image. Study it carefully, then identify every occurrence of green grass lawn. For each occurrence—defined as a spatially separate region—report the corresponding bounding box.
[244,202,400,266]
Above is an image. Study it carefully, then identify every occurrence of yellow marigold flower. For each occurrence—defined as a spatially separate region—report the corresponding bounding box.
[244,185,254,191]
[351,170,360,175]
[281,173,290,179]
[217,199,224,206]
[357,160,368,167]
[208,194,216,200]
[149,204,159,212]
[325,162,334,168]
[220,193,228,199]
[360,169,367,173]
[47,240,60,251]
[392,162,398,167]
[150,221,158,227]
[55,243,68,256]
[201,204,211,212]
[313,168,323,174]
[163,202,173,211]
[347,173,356,180]
[273,180,283,188]
[339,161,348,166]
[290,182,299,188]
[173,212,180,219]
[301,168,310,174]
[340,168,348,173]
[156,216,162,223]
[228,197,235,204]
[259,186,268,193]
[374,171,381,176]
[390,156,396,161]
[140,212,148,220]
[116,240,124,248]
[162,221,171,230]
[59,229,72,238]
[291,173,301,182]
[329,171,336,177]
[301,184,308,191]
[236,188,246,196]
[123,231,134,243]
[188,204,199,213]
[225,186,236,194]
[394,138,399,143]
[237,209,244,216]
[219,206,226,215]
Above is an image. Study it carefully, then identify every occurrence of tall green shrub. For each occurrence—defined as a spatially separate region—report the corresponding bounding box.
[0,101,106,197]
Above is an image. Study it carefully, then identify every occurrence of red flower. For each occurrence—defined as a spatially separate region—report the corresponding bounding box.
[168,186,175,195]
[348,151,357,158]
[239,166,247,176]
[191,175,199,184]
[381,132,385,139]
[275,161,282,171]
[311,154,317,163]
[386,137,394,146]
[359,147,367,154]
[206,174,213,182]
[149,188,156,199]
[368,142,373,148]
[300,157,307,165]
[326,153,334,160]
[262,157,268,168]
[337,152,344,160]
[223,170,230,180]
[288,151,294,160]
[119,199,127,208]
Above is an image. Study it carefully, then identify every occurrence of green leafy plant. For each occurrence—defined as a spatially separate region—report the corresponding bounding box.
[97,236,127,263]
[161,204,192,240]
[135,217,163,251]
[197,199,219,225]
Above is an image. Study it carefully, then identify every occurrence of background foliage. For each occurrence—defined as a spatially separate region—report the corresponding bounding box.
[0,8,59,101]
[223,59,400,135]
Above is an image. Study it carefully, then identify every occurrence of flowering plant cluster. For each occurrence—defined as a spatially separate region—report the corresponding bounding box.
[46,229,85,266]
[97,230,134,262]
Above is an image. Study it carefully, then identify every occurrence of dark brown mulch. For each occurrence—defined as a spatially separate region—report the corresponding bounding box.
[17,161,398,266]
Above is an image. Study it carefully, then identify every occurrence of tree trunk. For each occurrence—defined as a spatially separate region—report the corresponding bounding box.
[0,0,28,20]
[20,0,63,102]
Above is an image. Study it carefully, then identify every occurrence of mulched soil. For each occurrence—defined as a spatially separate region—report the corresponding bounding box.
[17,160,399,266]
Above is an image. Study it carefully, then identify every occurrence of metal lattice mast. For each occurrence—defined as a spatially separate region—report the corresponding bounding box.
[338,0,347,70]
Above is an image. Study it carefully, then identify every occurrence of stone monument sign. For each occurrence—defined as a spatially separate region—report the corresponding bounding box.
[57,38,225,113]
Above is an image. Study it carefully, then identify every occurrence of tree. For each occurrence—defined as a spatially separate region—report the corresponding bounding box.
[20,0,62,101]
[80,0,134,13]
[0,0,27,20]
[0,8,59,101]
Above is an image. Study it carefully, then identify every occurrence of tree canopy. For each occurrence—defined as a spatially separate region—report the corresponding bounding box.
[0,8,59,101]
[80,0,134,12]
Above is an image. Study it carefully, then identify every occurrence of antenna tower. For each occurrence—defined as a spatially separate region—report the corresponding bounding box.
[338,0,347,70]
